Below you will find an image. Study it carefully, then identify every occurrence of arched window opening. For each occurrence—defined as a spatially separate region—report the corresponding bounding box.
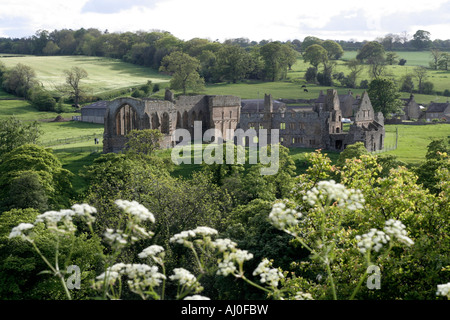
[115,104,137,136]
[161,112,170,134]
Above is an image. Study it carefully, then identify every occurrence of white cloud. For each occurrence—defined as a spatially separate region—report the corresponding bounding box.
[1,0,449,41]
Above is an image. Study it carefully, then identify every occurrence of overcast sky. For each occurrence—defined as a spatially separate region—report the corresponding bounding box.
[1,0,449,42]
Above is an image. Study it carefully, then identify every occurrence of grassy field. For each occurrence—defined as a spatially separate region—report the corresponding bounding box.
[0,55,170,95]
[383,123,450,163]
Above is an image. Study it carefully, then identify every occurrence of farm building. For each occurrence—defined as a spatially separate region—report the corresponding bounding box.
[425,102,450,121]
[400,94,422,120]
[81,101,109,124]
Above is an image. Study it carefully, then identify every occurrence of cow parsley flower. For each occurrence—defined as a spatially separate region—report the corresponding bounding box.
[170,268,203,293]
[217,249,254,277]
[303,180,365,210]
[115,200,155,223]
[34,210,76,234]
[9,223,34,240]
[71,203,96,223]
[383,219,414,246]
[294,291,314,300]
[138,245,165,259]
[253,258,284,287]
[269,202,302,230]
[436,282,450,298]
[191,226,218,237]
[356,229,390,254]
[169,227,218,246]
[104,228,128,248]
[169,230,196,245]
[184,295,210,300]
[212,238,237,252]
[123,264,166,290]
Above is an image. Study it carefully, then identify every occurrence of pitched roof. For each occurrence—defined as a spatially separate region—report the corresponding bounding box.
[427,102,450,113]
[82,100,109,109]
[240,99,285,112]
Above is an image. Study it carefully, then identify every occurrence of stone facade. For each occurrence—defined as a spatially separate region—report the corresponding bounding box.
[103,91,241,153]
[239,89,384,152]
[103,89,385,153]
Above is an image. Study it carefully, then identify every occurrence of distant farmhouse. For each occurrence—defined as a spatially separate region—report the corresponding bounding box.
[425,101,450,122]
[101,88,385,154]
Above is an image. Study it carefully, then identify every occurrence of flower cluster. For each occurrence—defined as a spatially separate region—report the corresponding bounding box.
[9,223,34,240]
[356,219,414,255]
[269,202,302,231]
[383,219,414,247]
[71,203,97,224]
[217,249,254,277]
[94,263,166,293]
[138,245,165,259]
[184,295,210,300]
[169,227,218,246]
[303,180,365,211]
[252,258,284,288]
[436,282,450,298]
[115,200,155,223]
[170,268,203,293]
[356,229,390,254]
[212,238,237,252]
[294,291,314,300]
[103,228,129,248]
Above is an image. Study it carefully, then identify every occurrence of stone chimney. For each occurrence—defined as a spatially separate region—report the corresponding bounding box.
[164,88,174,102]
[264,94,273,113]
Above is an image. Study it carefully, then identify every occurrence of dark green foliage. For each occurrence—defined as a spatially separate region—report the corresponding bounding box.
[0,116,41,158]
[0,144,74,211]
[29,87,56,111]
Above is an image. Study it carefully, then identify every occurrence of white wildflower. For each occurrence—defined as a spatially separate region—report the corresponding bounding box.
[212,238,237,252]
[169,227,218,246]
[123,264,166,289]
[169,230,196,245]
[138,245,165,259]
[34,210,76,234]
[436,282,450,298]
[170,268,203,292]
[115,200,155,223]
[217,258,237,276]
[217,249,253,277]
[71,203,96,223]
[191,226,218,237]
[184,295,210,300]
[303,180,365,210]
[9,223,34,240]
[103,228,128,248]
[356,229,390,254]
[383,219,414,246]
[253,258,284,287]
[269,202,302,230]
[294,292,314,300]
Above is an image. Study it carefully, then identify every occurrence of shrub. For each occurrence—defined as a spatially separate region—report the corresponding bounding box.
[29,87,56,111]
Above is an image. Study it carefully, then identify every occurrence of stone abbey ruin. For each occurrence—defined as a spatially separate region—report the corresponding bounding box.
[103,88,385,154]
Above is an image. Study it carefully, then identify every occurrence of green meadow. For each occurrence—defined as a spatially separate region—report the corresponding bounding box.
[0,55,170,95]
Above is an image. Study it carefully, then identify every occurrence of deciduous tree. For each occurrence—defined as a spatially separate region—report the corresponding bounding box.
[159,51,205,94]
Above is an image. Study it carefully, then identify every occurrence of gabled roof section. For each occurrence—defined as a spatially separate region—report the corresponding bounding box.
[82,100,109,109]
[427,102,450,113]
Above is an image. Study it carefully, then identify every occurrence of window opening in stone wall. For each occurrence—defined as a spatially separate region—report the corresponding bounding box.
[115,104,137,136]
